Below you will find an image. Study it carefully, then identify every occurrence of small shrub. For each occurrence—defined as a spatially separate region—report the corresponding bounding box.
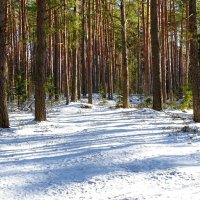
[179,88,192,110]
[115,102,123,108]
[180,125,198,133]
[145,97,152,104]
[98,84,106,99]
[99,99,108,106]
[137,97,152,108]
[80,103,93,109]
[115,95,123,108]
[15,69,27,108]
[45,76,54,101]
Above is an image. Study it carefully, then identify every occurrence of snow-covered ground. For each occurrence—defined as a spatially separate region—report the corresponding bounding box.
[0,98,200,200]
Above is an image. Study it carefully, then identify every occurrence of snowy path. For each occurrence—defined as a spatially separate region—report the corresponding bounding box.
[0,102,200,200]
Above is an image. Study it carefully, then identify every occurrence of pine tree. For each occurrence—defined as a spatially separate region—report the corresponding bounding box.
[189,0,200,122]
[151,0,163,111]
[121,0,129,108]
[88,0,93,104]
[35,0,46,121]
[0,0,10,128]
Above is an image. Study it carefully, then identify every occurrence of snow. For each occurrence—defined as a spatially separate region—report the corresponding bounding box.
[1,98,200,200]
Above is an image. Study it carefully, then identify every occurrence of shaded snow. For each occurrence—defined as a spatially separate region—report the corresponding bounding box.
[0,100,200,199]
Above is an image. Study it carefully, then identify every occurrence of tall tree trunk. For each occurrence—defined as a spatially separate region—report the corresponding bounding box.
[185,0,190,87]
[0,0,9,128]
[189,0,200,122]
[88,0,93,104]
[165,0,173,102]
[81,0,87,97]
[178,8,184,99]
[53,10,60,101]
[121,0,129,108]
[137,1,142,94]
[161,0,167,103]
[151,0,163,110]
[47,8,53,100]
[142,0,150,96]
[20,0,28,96]
[64,0,70,105]
[7,0,15,102]
[35,0,46,121]
[71,1,78,102]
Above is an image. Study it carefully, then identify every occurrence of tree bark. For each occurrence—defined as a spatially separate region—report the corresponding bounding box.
[81,0,87,97]
[35,0,46,121]
[189,0,200,122]
[71,1,78,102]
[53,10,60,101]
[121,0,129,108]
[151,0,163,110]
[0,0,9,128]
[88,0,93,104]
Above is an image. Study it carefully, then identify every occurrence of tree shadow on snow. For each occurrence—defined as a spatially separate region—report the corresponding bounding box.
[0,106,199,196]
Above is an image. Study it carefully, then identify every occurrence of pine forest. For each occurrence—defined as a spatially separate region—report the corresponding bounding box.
[0,0,200,199]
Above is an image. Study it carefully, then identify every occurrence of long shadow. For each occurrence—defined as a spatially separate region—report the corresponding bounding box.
[0,104,197,197]
[0,125,188,167]
[2,152,200,195]
[119,153,200,173]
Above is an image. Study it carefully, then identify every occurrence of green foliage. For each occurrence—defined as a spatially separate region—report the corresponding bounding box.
[99,99,108,106]
[165,102,177,110]
[98,84,106,99]
[145,97,152,105]
[197,0,200,30]
[179,88,192,110]
[136,97,152,108]
[15,69,27,107]
[114,79,122,97]
[45,76,54,100]
[115,95,123,108]
[128,54,138,93]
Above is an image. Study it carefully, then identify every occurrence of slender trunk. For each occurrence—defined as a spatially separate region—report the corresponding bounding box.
[161,0,167,103]
[121,0,129,108]
[64,0,69,104]
[151,0,163,110]
[53,10,60,101]
[71,1,78,102]
[35,0,46,121]
[189,0,200,122]
[88,0,93,104]
[81,0,87,97]
[0,0,9,128]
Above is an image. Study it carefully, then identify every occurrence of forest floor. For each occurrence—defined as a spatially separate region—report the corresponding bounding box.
[1,96,200,200]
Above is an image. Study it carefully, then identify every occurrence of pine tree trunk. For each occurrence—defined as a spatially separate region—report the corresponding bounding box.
[88,0,93,104]
[121,0,129,108]
[142,0,150,96]
[35,0,46,121]
[185,0,189,87]
[178,9,184,99]
[20,0,28,96]
[151,0,163,111]
[71,1,78,102]
[189,0,200,122]
[161,0,167,103]
[53,10,60,101]
[137,2,142,94]
[0,0,9,128]
[81,0,87,97]
[7,0,15,102]
[64,0,70,105]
